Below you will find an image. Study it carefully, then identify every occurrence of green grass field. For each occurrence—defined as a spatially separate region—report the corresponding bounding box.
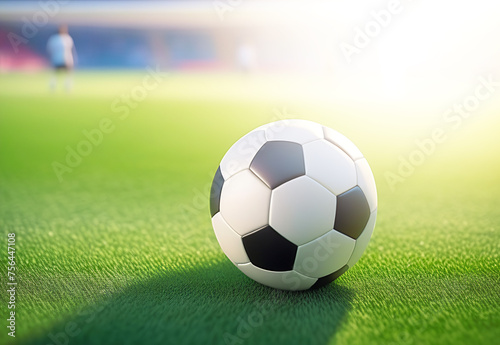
[0,72,499,345]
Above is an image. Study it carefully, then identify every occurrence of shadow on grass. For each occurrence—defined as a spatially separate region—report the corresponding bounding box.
[20,261,353,345]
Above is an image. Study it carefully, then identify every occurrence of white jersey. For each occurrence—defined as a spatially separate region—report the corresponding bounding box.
[237,43,256,70]
[47,33,74,67]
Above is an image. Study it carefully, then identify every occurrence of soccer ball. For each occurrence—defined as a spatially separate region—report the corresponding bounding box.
[210,119,377,290]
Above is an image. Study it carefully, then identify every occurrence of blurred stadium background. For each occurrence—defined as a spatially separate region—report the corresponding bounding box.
[0,0,338,73]
[1,0,500,105]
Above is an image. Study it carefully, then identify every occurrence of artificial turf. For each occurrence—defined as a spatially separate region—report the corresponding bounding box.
[0,72,499,345]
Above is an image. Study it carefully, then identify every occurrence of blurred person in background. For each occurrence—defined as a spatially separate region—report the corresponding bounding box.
[47,25,76,92]
[237,40,256,73]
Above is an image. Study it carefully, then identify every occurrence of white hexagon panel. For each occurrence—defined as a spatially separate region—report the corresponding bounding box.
[303,139,357,195]
[219,169,271,236]
[269,176,337,246]
[210,119,377,290]
[294,229,355,278]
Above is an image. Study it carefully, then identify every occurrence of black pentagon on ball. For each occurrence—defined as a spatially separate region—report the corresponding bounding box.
[334,186,370,239]
[242,225,297,271]
[310,265,349,289]
[209,166,224,217]
[249,141,305,189]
